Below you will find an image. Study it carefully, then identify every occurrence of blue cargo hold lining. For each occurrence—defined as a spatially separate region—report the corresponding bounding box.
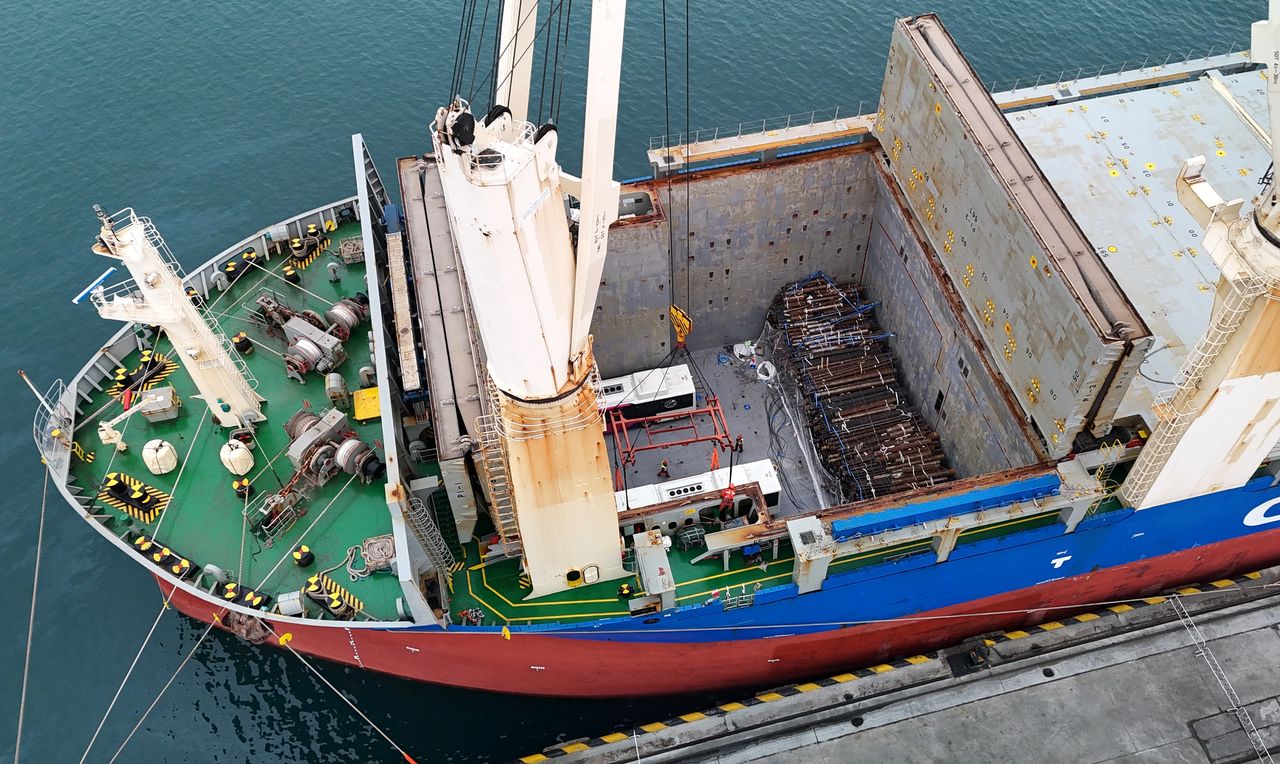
[830,472,1061,541]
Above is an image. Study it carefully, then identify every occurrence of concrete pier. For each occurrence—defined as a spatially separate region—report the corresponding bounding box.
[518,571,1280,764]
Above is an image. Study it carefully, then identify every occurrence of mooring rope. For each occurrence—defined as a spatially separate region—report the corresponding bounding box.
[277,638,418,763]
[13,467,49,764]
[77,584,180,764]
[105,620,217,764]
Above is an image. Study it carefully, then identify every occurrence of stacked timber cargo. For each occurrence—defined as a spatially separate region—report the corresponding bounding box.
[770,273,954,502]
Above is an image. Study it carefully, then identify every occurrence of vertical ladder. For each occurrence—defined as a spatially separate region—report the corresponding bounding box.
[1122,276,1263,505]
[1169,594,1275,763]
[405,496,456,574]
[355,136,388,224]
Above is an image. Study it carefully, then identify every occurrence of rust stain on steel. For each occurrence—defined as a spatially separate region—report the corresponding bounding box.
[616,141,882,229]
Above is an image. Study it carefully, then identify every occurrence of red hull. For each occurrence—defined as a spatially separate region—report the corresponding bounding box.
[162,526,1280,697]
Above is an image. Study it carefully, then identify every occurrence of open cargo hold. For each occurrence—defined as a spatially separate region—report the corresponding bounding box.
[595,146,1046,496]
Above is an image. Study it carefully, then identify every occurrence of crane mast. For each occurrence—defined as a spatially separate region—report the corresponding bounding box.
[433,0,628,596]
[1119,0,1280,509]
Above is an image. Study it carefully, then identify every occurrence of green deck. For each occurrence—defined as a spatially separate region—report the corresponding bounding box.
[68,222,405,622]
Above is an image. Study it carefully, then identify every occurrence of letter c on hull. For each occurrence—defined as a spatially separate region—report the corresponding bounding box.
[1244,496,1280,527]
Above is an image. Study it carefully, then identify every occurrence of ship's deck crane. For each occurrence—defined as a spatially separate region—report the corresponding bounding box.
[1119,0,1280,508]
[432,0,629,597]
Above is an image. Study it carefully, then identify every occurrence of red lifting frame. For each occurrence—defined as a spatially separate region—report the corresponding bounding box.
[609,396,734,466]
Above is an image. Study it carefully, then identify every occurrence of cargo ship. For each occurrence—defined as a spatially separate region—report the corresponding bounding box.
[29,1,1280,698]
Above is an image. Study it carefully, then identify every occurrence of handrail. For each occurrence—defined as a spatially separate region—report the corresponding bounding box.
[986,45,1248,96]
[648,103,866,154]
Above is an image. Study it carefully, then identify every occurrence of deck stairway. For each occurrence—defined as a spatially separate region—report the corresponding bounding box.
[476,394,523,557]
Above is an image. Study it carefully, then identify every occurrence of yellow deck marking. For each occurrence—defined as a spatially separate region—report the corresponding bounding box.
[1038,621,1064,631]
[1176,587,1201,595]
[1209,579,1235,588]
[1074,612,1100,622]
[757,692,784,702]
[905,655,931,664]
[560,742,589,753]
[463,566,630,623]
[479,565,630,608]
[311,574,366,614]
[830,673,856,683]
[98,472,171,523]
[600,732,629,743]
[680,711,708,722]
[1004,630,1031,639]
[1142,596,1166,605]
[958,512,1054,538]
[519,755,549,763]
[1108,604,1133,613]
[719,702,746,711]
[870,664,895,673]
[640,722,667,732]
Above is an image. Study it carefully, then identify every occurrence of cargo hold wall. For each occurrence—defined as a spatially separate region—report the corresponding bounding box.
[876,14,1152,457]
[596,147,879,376]
[864,159,1044,474]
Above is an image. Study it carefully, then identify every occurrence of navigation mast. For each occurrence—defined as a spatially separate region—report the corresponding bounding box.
[433,0,628,596]
[1119,1,1280,509]
[90,206,264,429]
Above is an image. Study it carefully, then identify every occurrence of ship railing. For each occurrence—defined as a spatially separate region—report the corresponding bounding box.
[137,215,262,389]
[648,103,866,155]
[462,120,538,185]
[32,378,74,477]
[484,372,604,441]
[986,43,1246,96]
[87,278,149,309]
